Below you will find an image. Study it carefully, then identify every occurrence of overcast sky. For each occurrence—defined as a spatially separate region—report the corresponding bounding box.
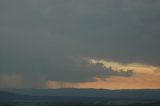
[0,0,160,89]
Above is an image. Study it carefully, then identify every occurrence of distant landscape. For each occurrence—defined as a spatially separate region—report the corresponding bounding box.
[0,89,160,106]
[1,0,160,106]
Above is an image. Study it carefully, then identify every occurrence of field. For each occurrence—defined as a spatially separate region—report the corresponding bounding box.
[0,101,160,106]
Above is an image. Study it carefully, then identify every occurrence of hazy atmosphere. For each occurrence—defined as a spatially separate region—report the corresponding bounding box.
[1,0,160,89]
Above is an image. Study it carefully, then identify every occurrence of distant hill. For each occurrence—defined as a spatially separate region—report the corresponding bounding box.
[0,91,28,102]
[0,91,107,103]
[0,88,160,103]
[0,91,17,97]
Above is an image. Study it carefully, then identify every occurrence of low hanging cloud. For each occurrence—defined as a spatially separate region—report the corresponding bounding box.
[0,0,160,88]
[44,57,134,82]
[0,56,133,84]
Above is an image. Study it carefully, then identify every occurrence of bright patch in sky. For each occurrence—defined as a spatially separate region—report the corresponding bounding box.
[47,58,160,89]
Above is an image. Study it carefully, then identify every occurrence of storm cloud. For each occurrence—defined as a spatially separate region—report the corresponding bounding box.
[0,0,160,87]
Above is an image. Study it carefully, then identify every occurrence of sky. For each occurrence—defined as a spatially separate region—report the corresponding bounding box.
[0,0,160,89]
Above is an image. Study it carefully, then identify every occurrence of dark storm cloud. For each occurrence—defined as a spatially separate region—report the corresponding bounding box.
[0,0,160,86]
[43,58,133,82]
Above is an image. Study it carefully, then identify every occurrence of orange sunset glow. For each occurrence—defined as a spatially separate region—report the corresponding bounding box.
[47,58,160,89]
